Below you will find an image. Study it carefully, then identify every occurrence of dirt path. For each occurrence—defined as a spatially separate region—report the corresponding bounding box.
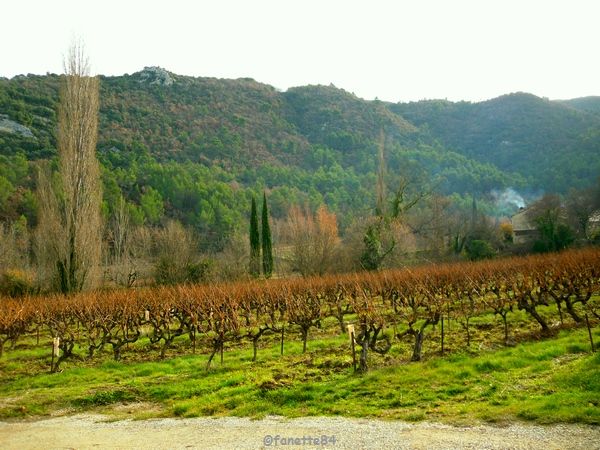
[1,414,598,450]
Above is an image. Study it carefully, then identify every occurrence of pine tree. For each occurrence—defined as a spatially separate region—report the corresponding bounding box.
[261,192,274,278]
[249,196,261,277]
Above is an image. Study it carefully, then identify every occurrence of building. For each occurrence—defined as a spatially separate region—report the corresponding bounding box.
[588,210,600,237]
[511,207,538,244]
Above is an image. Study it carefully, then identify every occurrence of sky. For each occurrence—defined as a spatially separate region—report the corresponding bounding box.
[1,0,599,103]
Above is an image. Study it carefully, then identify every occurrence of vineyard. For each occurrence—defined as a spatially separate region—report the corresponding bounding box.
[1,249,599,376]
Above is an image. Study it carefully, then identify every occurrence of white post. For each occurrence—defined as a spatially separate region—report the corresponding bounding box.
[53,337,60,358]
[347,324,355,343]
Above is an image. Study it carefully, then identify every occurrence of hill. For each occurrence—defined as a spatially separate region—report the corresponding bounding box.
[559,96,600,116]
[390,93,600,191]
[0,69,599,247]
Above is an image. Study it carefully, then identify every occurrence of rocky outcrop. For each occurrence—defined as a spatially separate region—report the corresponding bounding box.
[0,114,35,138]
[137,67,174,86]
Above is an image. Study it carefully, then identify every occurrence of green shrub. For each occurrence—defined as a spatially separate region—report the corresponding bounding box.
[465,239,495,261]
[154,257,214,285]
[0,269,35,297]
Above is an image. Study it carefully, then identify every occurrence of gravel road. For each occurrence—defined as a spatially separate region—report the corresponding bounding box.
[1,414,599,450]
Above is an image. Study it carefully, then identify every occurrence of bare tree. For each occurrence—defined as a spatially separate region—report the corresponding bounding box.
[110,196,130,263]
[361,130,430,270]
[566,182,600,241]
[105,196,137,287]
[215,230,250,281]
[36,41,102,293]
[153,220,213,285]
[0,218,29,272]
[285,204,340,276]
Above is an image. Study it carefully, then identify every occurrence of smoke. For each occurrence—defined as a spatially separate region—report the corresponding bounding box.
[492,188,526,210]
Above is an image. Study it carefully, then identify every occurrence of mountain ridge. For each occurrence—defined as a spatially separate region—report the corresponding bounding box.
[0,69,599,246]
[1,69,598,190]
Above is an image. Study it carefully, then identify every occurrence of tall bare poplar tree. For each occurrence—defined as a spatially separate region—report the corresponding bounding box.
[36,41,102,293]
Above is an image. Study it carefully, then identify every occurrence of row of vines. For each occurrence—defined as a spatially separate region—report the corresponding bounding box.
[1,248,599,372]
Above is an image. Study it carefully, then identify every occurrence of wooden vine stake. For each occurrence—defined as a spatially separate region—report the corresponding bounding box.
[50,337,60,372]
[220,340,224,364]
[585,312,595,352]
[191,313,196,354]
[440,313,445,355]
[347,324,357,372]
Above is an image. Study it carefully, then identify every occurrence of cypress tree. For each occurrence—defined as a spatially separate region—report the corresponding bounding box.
[261,192,274,278]
[249,196,261,277]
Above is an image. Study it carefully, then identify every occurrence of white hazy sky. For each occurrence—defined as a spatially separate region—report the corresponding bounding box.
[1,0,599,102]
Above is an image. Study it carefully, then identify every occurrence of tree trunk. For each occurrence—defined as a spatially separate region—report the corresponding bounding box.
[159,341,169,359]
[301,327,308,353]
[206,342,219,370]
[501,312,509,346]
[411,330,425,362]
[554,297,564,325]
[358,332,370,372]
[564,297,582,323]
[336,309,345,334]
[253,337,259,362]
[52,339,75,373]
[114,344,122,361]
[465,318,471,348]
[520,301,550,334]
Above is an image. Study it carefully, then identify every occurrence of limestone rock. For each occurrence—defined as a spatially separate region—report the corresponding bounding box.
[137,66,174,86]
[0,114,35,138]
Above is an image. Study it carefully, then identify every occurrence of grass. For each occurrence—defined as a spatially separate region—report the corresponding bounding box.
[0,315,599,425]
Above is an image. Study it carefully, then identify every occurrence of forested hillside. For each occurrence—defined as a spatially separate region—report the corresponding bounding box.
[560,96,600,116]
[1,68,599,250]
[391,93,600,191]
